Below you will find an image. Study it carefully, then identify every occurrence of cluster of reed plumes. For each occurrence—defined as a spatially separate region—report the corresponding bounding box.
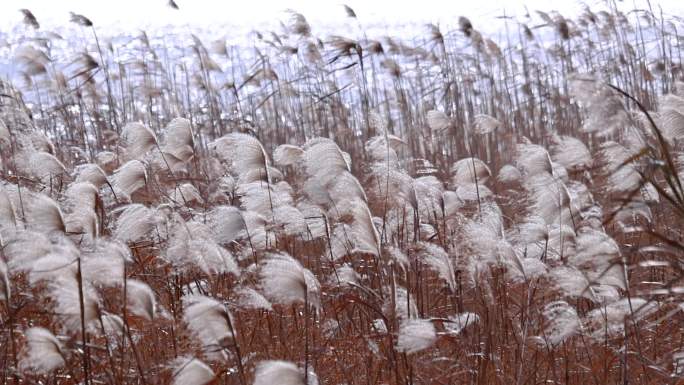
[2,2,684,385]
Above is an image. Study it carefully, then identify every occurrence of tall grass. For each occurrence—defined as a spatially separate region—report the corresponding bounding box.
[1,2,684,384]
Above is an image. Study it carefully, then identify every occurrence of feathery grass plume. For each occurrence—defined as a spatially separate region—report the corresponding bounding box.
[27,193,65,233]
[444,313,479,335]
[0,185,17,229]
[19,327,65,374]
[346,198,381,256]
[272,205,309,237]
[463,201,504,243]
[237,181,289,216]
[550,135,593,172]
[260,252,318,306]
[639,182,659,204]
[65,182,99,210]
[524,172,575,227]
[49,276,99,332]
[506,253,548,283]
[442,190,464,219]
[343,4,357,17]
[584,298,657,340]
[162,118,194,162]
[208,205,246,245]
[64,182,100,237]
[327,223,353,260]
[516,142,553,178]
[297,202,327,239]
[25,151,67,182]
[515,215,548,244]
[599,141,642,195]
[14,45,49,76]
[451,157,491,185]
[69,12,93,27]
[100,312,125,337]
[3,230,52,272]
[548,266,592,299]
[385,285,418,320]
[114,204,156,243]
[126,279,156,320]
[65,208,98,239]
[287,11,311,36]
[92,239,132,263]
[167,220,239,275]
[456,183,494,202]
[426,110,451,133]
[111,159,148,198]
[365,164,413,210]
[27,132,56,154]
[207,175,235,204]
[96,151,118,173]
[240,210,273,252]
[0,258,9,301]
[274,144,305,166]
[29,238,79,284]
[324,170,368,207]
[413,176,445,219]
[566,181,595,212]
[458,16,473,37]
[303,138,350,184]
[182,295,235,359]
[365,134,405,164]
[74,164,108,189]
[472,114,500,135]
[396,318,437,354]
[578,205,603,233]
[335,263,359,285]
[552,162,569,182]
[210,133,270,182]
[254,360,313,385]
[568,74,628,137]
[20,9,40,29]
[542,301,581,346]
[0,120,9,145]
[170,183,203,205]
[419,223,438,241]
[462,220,512,283]
[121,122,158,160]
[545,225,576,261]
[234,286,272,310]
[151,149,186,182]
[81,247,125,287]
[613,200,652,224]
[572,228,626,290]
[171,357,215,385]
[416,242,456,291]
[237,165,283,185]
[655,94,684,143]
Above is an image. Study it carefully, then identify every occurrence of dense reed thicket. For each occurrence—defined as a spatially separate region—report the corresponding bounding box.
[1,2,684,384]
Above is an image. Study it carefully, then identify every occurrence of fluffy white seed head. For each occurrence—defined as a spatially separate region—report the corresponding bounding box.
[19,327,65,374]
[171,357,214,385]
[396,318,437,354]
[182,295,235,360]
[126,279,156,320]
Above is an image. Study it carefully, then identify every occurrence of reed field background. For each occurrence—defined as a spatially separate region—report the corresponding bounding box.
[1,1,684,384]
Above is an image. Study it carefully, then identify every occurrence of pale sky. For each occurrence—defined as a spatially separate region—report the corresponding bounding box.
[2,0,683,33]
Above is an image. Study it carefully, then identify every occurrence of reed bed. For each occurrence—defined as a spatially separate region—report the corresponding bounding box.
[1,2,684,384]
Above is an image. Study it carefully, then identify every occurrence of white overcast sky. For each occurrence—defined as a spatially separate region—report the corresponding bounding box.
[1,0,683,32]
